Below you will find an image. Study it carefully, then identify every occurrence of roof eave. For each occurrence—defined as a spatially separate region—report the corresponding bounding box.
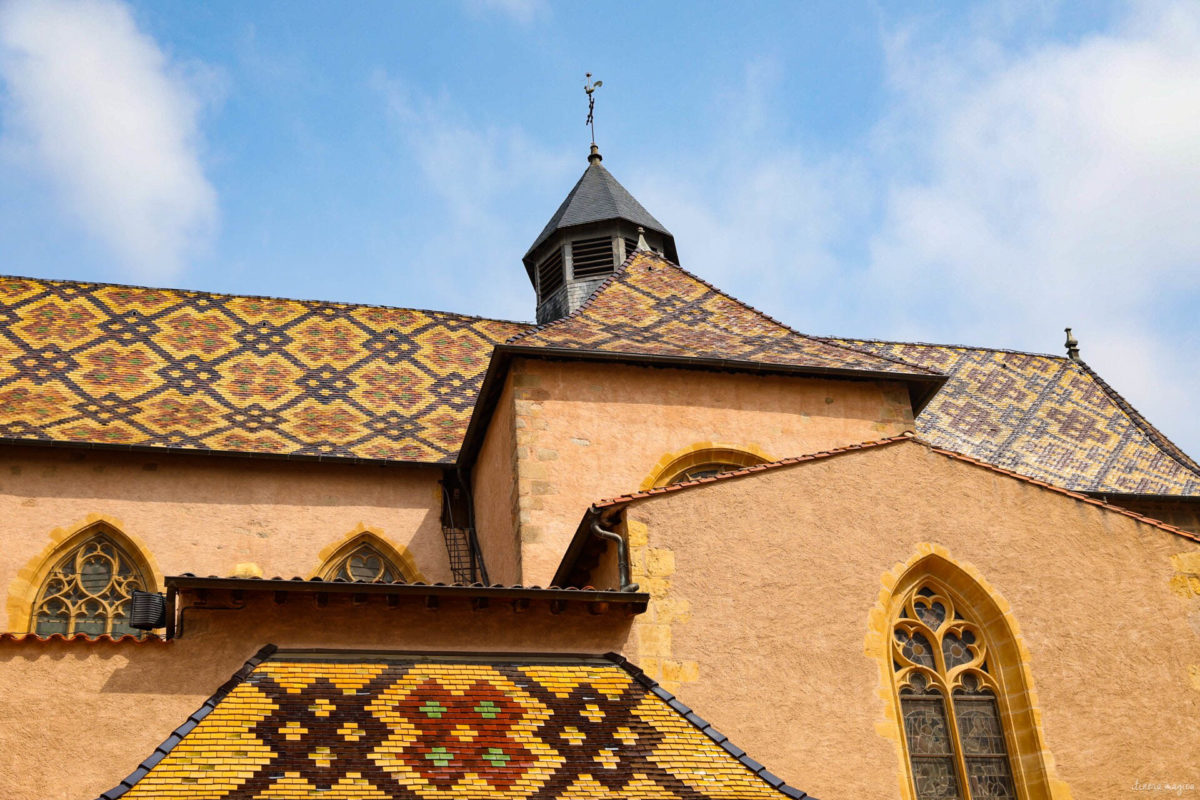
[457,345,945,470]
[0,436,453,468]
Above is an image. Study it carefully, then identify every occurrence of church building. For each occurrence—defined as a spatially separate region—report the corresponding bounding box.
[1,147,1198,800]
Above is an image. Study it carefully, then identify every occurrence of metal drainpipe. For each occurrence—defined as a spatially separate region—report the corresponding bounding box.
[590,514,639,593]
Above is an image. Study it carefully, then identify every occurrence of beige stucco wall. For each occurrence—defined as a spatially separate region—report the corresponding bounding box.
[472,376,521,584]
[1110,496,1200,535]
[0,595,632,800]
[614,441,1200,800]
[0,445,451,633]
[504,358,915,586]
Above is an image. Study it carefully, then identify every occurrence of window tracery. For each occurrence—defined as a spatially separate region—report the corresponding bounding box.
[322,542,404,583]
[31,533,150,637]
[651,447,770,487]
[894,582,1018,800]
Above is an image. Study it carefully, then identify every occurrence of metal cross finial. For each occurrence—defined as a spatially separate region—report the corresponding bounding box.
[585,73,603,145]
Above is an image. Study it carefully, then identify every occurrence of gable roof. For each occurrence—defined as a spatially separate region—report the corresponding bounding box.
[0,275,527,464]
[573,434,1199,547]
[525,162,672,260]
[839,340,1200,496]
[509,253,943,387]
[101,647,813,800]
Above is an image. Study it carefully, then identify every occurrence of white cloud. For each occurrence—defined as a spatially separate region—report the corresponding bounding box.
[863,0,1200,452]
[635,2,1200,457]
[375,74,574,318]
[0,0,217,277]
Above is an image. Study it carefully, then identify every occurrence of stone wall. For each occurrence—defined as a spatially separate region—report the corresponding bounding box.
[613,440,1200,799]
[502,357,915,585]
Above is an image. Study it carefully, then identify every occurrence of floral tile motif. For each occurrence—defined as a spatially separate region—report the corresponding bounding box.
[118,658,791,800]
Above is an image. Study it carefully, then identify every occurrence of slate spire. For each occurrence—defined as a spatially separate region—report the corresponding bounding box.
[524,150,677,324]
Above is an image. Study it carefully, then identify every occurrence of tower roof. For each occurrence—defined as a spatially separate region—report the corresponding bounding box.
[524,159,673,265]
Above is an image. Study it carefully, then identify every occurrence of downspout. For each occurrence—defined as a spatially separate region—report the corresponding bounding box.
[590,512,639,593]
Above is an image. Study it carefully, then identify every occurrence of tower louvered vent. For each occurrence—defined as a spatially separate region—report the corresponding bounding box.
[538,247,564,296]
[570,236,617,279]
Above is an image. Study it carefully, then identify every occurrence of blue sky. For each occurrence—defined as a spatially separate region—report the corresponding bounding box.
[2,0,1199,458]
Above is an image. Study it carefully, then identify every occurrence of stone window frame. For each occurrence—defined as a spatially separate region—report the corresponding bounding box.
[643,444,772,490]
[27,523,156,638]
[880,553,1055,800]
[313,529,423,584]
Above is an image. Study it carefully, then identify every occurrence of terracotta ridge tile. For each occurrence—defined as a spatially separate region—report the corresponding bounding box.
[913,438,1200,545]
[594,433,1200,545]
[592,434,915,507]
[0,632,170,645]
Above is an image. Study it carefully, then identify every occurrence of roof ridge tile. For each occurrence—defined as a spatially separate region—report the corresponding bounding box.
[593,433,1200,545]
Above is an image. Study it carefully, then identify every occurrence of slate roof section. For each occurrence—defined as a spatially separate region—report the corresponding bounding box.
[526,162,672,259]
[509,252,942,381]
[840,340,1200,496]
[100,649,813,800]
[0,275,528,463]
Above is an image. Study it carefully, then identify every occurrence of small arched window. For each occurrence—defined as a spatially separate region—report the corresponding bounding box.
[893,580,1018,800]
[31,532,151,637]
[321,541,404,583]
[650,446,770,488]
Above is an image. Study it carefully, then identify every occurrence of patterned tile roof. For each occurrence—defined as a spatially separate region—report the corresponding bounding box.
[509,253,940,380]
[0,276,527,463]
[840,341,1200,495]
[103,648,810,800]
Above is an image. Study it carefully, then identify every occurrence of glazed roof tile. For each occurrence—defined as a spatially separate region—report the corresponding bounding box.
[839,340,1200,495]
[509,253,940,380]
[102,647,812,800]
[0,632,169,645]
[0,275,527,463]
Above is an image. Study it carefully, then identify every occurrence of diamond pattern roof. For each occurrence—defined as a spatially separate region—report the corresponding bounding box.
[0,276,527,463]
[510,253,939,378]
[841,340,1200,495]
[107,652,807,800]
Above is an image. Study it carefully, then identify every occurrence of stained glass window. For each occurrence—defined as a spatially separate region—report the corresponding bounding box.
[324,542,403,583]
[893,580,1018,800]
[32,533,149,637]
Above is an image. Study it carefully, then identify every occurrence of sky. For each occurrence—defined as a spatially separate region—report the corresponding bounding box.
[1,0,1198,457]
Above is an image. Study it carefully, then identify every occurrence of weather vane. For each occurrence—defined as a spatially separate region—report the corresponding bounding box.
[585,73,603,145]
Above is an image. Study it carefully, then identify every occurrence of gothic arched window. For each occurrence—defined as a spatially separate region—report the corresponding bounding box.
[893,580,1018,800]
[322,541,404,583]
[650,446,770,488]
[31,532,151,637]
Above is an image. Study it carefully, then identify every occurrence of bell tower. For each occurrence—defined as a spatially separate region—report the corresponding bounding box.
[523,146,677,324]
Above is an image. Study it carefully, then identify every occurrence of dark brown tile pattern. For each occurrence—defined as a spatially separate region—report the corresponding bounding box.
[0,276,528,463]
[509,253,938,378]
[105,652,808,799]
[839,341,1200,495]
